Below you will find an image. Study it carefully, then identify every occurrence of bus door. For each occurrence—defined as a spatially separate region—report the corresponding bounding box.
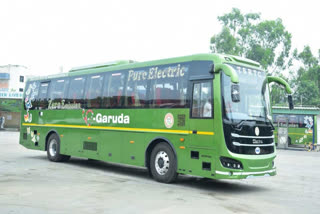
[188,80,215,173]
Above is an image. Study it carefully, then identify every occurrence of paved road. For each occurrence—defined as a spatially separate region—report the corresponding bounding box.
[0,131,319,214]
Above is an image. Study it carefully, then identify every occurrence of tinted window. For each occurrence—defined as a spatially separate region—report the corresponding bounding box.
[189,61,214,80]
[84,75,104,108]
[125,69,149,107]
[66,76,87,107]
[24,81,39,110]
[37,82,50,109]
[288,115,298,128]
[149,64,189,108]
[102,72,126,108]
[48,78,70,102]
[100,63,190,109]
[192,81,213,118]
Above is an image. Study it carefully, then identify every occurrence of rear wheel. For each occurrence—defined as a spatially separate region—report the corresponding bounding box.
[47,134,70,162]
[150,143,177,183]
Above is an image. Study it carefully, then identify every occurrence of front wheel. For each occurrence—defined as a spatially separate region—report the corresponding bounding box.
[47,134,70,162]
[150,143,177,183]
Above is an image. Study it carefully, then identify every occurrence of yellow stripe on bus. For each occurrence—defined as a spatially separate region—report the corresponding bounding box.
[22,123,214,136]
[196,131,215,136]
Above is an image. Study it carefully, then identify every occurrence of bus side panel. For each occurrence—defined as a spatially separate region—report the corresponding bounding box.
[98,130,122,163]
[20,109,47,151]
[119,132,146,167]
[288,127,313,145]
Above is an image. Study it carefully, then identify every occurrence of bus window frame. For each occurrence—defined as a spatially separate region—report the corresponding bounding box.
[102,71,127,109]
[37,81,51,110]
[124,72,151,109]
[66,75,88,108]
[84,74,104,109]
[48,77,70,106]
[148,63,190,109]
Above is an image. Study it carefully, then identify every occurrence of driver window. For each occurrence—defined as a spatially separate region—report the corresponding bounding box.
[192,81,213,118]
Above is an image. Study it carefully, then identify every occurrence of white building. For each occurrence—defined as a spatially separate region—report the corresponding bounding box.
[0,64,28,96]
[0,64,29,129]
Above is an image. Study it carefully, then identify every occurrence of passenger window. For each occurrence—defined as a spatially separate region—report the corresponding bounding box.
[102,72,126,108]
[150,64,188,108]
[84,75,104,108]
[48,78,70,104]
[192,81,213,118]
[24,81,40,110]
[66,76,86,107]
[125,70,148,108]
[37,82,50,109]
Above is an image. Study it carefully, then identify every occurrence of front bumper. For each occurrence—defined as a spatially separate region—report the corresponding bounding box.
[215,168,276,179]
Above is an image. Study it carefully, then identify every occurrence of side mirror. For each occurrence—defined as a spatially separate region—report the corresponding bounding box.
[231,84,240,102]
[288,95,294,110]
[209,64,215,74]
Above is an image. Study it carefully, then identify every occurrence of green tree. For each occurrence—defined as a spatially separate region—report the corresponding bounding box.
[210,8,294,106]
[210,8,292,75]
[292,46,320,107]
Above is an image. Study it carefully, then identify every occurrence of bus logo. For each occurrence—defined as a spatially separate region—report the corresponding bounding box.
[255,127,260,136]
[255,147,261,154]
[164,113,174,128]
[82,109,130,126]
[253,139,263,144]
[82,109,94,126]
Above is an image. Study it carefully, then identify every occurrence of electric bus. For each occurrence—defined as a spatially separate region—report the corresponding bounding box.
[20,53,293,183]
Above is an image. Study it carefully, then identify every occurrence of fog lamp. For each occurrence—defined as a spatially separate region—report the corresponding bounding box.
[220,157,243,170]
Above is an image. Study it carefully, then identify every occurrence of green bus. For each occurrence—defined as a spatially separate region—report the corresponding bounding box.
[19,53,293,183]
[273,107,319,146]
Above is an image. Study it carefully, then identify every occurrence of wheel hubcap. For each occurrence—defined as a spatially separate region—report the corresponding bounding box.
[49,139,57,157]
[155,151,170,175]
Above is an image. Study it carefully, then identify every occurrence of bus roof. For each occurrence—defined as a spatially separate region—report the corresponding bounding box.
[27,53,262,81]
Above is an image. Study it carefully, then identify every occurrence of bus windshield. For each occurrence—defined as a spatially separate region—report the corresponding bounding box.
[222,64,272,123]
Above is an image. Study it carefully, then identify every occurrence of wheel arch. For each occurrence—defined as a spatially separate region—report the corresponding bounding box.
[145,137,178,171]
[45,129,60,151]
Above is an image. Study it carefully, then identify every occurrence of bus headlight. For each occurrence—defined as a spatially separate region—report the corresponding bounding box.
[220,157,243,170]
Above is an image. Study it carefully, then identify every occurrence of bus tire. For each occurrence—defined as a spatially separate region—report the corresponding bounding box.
[46,134,70,162]
[150,142,177,183]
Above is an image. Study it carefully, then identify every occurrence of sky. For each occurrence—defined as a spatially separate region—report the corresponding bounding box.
[1,0,320,76]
